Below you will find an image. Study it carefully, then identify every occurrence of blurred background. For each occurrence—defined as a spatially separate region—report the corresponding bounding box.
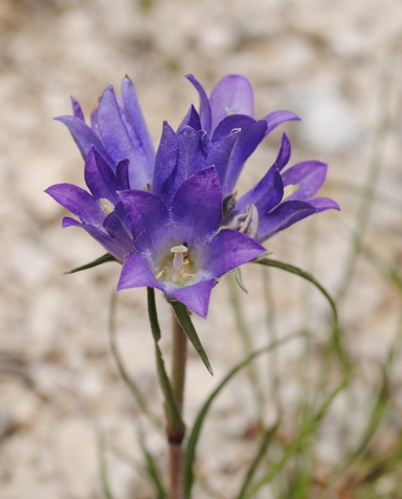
[1,0,402,497]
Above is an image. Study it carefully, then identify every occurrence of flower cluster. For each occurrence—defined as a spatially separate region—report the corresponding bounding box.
[46,75,338,317]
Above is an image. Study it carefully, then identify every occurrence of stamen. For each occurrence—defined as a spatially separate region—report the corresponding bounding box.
[155,266,166,279]
[238,205,259,238]
[230,204,259,239]
[99,198,114,215]
[225,106,233,116]
[283,184,299,201]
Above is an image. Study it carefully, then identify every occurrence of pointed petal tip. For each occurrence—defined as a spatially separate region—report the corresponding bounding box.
[309,197,340,212]
[170,279,216,319]
[53,115,67,123]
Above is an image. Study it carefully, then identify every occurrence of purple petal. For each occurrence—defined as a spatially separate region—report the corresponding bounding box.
[263,110,301,136]
[308,197,340,211]
[103,212,135,251]
[171,167,222,243]
[257,200,316,242]
[176,126,206,181]
[204,229,265,277]
[55,115,113,166]
[224,120,268,196]
[205,130,240,186]
[62,217,129,261]
[90,109,101,138]
[212,114,257,142]
[152,121,178,201]
[118,190,169,254]
[185,74,212,135]
[273,133,291,172]
[209,75,254,132]
[121,76,156,173]
[177,105,202,133]
[70,97,85,121]
[116,159,130,190]
[84,148,119,202]
[170,280,216,318]
[117,252,163,291]
[234,166,283,217]
[97,87,133,161]
[45,183,104,226]
[282,161,328,201]
[97,86,149,189]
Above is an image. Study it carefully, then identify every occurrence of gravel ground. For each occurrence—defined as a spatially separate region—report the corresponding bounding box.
[1,1,402,497]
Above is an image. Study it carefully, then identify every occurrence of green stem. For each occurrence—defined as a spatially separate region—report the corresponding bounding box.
[169,310,188,499]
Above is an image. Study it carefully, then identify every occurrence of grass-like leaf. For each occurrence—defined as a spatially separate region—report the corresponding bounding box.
[170,300,213,376]
[97,432,116,499]
[255,257,338,324]
[242,377,347,498]
[108,293,162,428]
[138,430,168,498]
[236,421,280,499]
[64,253,118,274]
[326,366,391,495]
[183,332,304,499]
[227,273,265,426]
[335,60,391,305]
[147,288,185,436]
[255,257,351,373]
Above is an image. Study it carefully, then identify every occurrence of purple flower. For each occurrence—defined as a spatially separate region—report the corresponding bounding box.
[47,74,338,317]
[117,167,265,317]
[224,133,340,242]
[46,148,135,261]
[185,74,301,197]
[182,75,339,241]
[56,76,155,190]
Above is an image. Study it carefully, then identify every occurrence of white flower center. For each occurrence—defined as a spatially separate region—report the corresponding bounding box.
[155,244,197,288]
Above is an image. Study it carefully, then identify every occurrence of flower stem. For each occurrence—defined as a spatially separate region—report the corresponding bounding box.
[168,310,187,499]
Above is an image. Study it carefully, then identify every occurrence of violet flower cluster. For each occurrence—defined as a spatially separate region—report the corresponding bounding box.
[46,75,338,317]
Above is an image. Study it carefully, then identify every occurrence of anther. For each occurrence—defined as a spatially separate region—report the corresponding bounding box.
[282,184,299,201]
[99,198,114,215]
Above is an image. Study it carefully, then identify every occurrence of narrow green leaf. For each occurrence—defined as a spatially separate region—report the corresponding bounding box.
[331,367,390,485]
[228,273,265,426]
[170,300,213,376]
[236,421,280,499]
[108,293,162,428]
[242,379,347,499]
[358,438,402,487]
[335,59,391,305]
[97,432,116,499]
[183,332,305,499]
[138,431,168,498]
[361,244,402,295]
[147,287,161,342]
[255,257,338,323]
[147,289,185,435]
[64,253,118,274]
[255,257,351,373]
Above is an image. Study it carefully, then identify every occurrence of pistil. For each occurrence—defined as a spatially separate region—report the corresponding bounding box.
[171,245,188,272]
